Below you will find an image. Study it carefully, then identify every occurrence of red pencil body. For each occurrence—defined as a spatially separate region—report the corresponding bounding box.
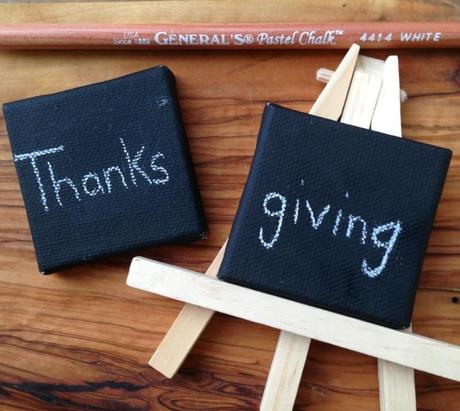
[0,22,459,49]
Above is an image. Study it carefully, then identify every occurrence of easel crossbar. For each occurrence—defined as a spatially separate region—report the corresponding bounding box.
[127,256,460,383]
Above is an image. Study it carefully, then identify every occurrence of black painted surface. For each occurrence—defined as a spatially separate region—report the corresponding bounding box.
[219,103,451,329]
[3,66,207,274]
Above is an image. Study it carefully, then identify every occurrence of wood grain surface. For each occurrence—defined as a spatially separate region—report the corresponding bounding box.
[0,1,459,410]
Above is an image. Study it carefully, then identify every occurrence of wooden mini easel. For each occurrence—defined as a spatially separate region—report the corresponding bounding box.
[127,45,460,410]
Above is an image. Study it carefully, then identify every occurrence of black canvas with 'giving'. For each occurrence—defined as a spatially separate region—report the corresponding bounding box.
[218,103,451,329]
[3,65,207,274]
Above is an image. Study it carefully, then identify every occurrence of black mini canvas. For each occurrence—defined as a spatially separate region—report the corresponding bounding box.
[218,103,451,329]
[3,65,207,274]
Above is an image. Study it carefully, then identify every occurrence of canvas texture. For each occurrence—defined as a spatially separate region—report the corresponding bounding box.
[3,65,207,274]
[218,103,451,329]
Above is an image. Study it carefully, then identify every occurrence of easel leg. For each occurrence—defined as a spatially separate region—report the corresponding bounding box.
[378,359,416,411]
[149,242,227,377]
[149,304,215,378]
[378,327,416,411]
[261,332,311,411]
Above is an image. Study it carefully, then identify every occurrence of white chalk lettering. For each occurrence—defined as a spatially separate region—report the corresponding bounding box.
[103,166,128,193]
[150,152,170,184]
[332,209,342,236]
[47,161,81,206]
[293,198,300,224]
[120,137,152,185]
[362,221,402,278]
[82,172,105,196]
[258,180,403,277]
[306,200,330,230]
[259,192,287,249]
[14,145,65,211]
[13,139,170,211]
[346,215,367,245]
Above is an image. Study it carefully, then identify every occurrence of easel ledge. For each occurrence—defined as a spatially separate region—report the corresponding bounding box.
[127,256,460,383]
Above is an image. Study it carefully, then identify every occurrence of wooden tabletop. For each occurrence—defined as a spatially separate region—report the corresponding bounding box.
[0,1,459,410]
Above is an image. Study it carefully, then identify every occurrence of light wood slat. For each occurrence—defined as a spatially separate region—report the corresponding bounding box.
[371,56,402,136]
[148,241,226,378]
[127,257,460,383]
[341,55,384,127]
[260,332,310,411]
[316,67,408,103]
[378,351,416,411]
[372,56,417,411]
[309,44,361,120]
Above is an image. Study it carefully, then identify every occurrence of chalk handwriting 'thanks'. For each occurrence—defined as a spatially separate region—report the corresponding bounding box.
[14,138,169,212]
